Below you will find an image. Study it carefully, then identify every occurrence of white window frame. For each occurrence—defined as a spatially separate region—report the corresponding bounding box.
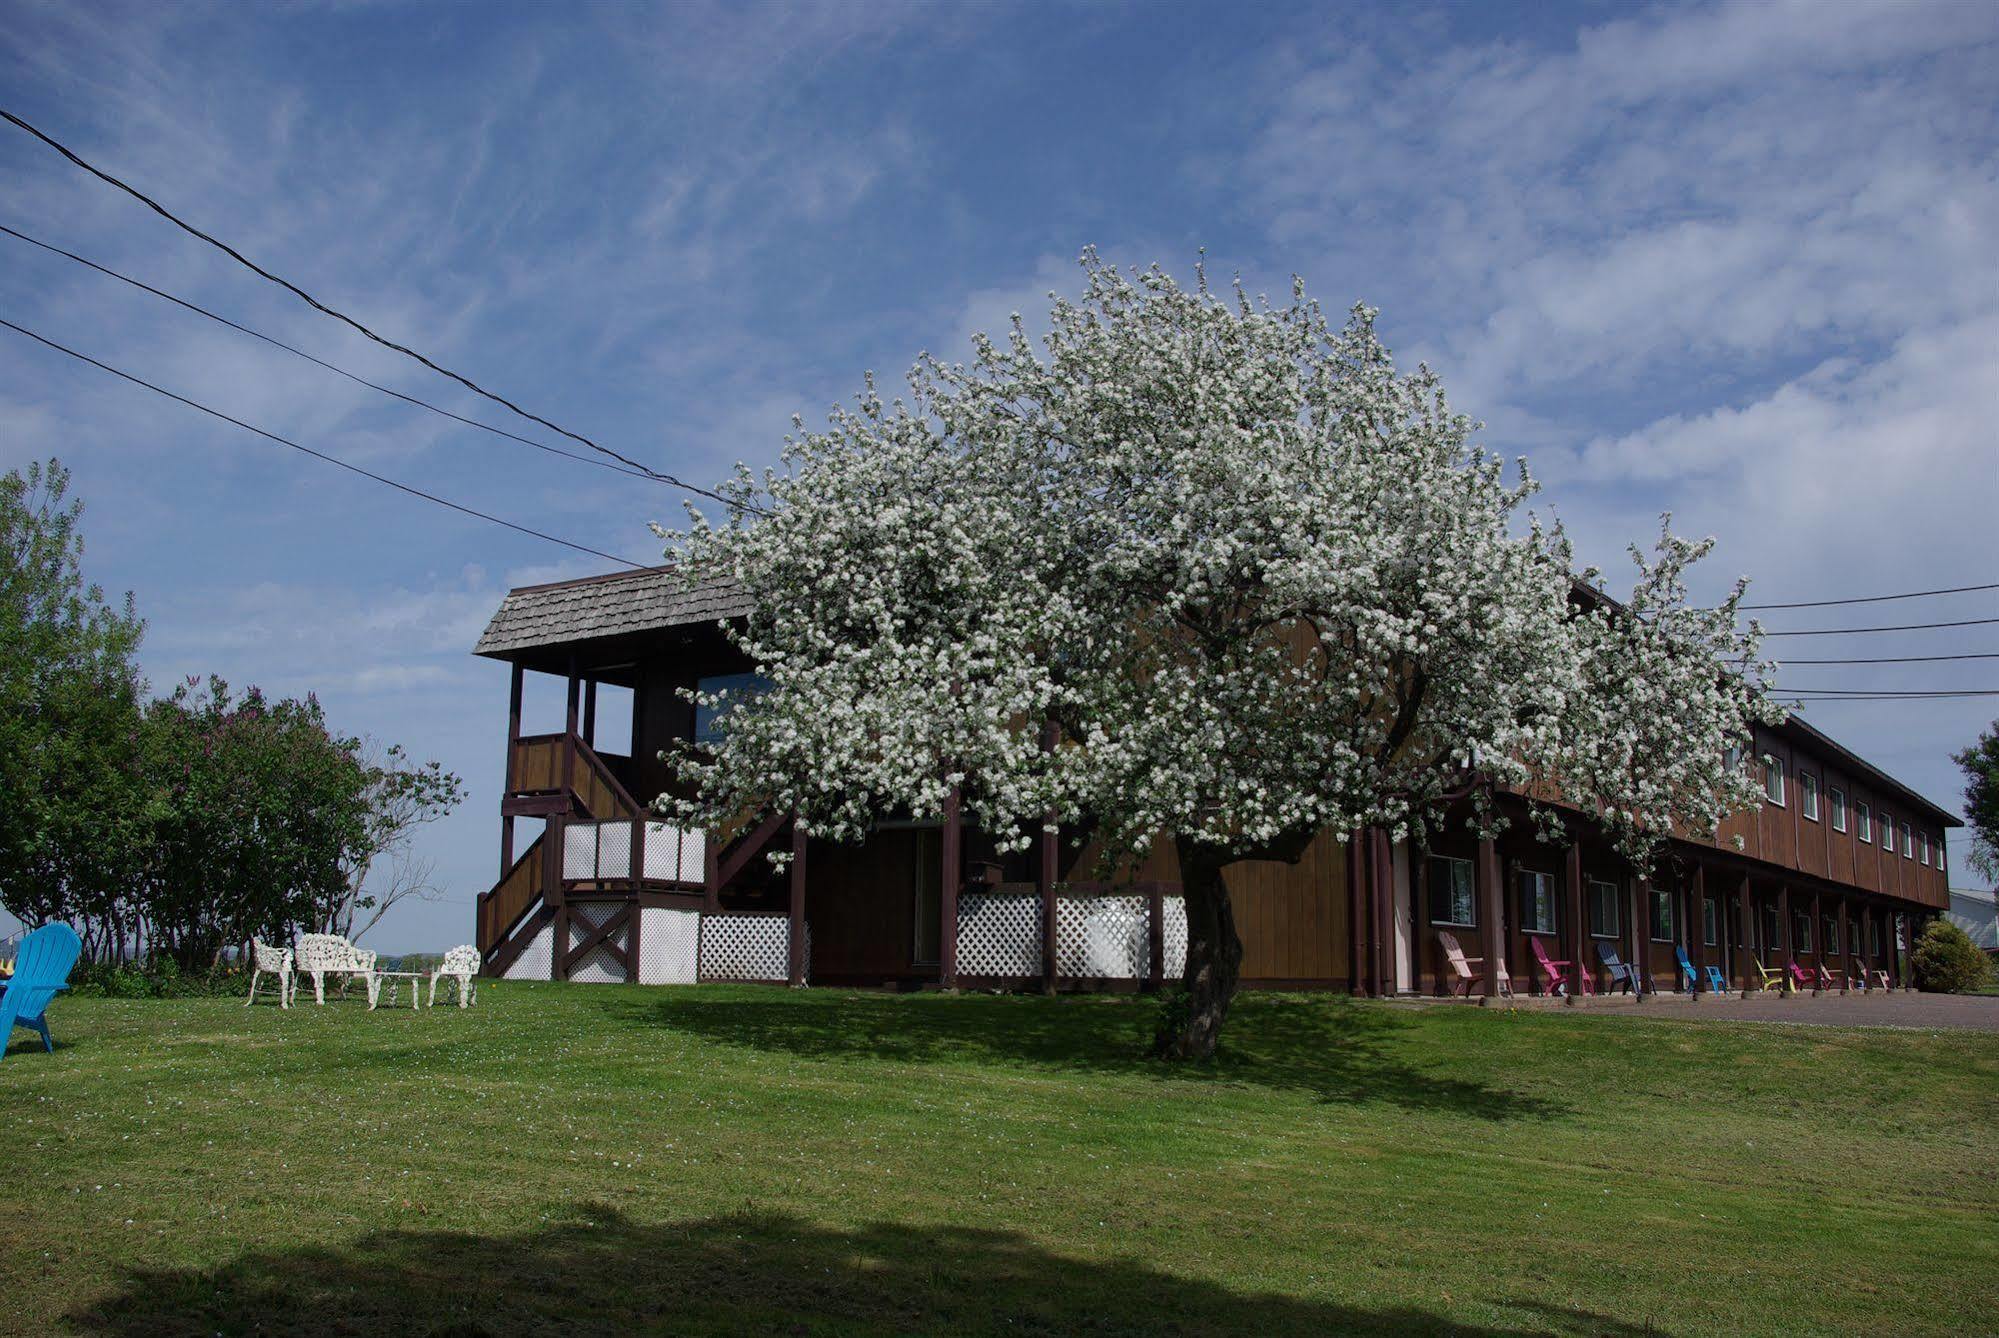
[1518,869,1558,936]
[1650,886,1674,943]
[1919,832,1930,866]
[1799,772,1820,822]
[1702,896,1719,948]
[1823,916,1839,955]
[1877,810,1891,852]
[1763,755,1786,806]
[1900,821,1913,858]
[1856,802,1871,843]
[1828,787,1847,833]
[1427,855,1477,928]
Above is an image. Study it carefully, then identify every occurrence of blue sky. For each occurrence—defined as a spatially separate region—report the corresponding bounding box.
[2,0,1995,950]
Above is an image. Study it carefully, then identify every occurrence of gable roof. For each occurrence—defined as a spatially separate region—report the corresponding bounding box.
[473,565,750,658]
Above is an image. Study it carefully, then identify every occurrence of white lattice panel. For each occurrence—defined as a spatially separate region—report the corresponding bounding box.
[640,907,700,984]
[1162,897,1187,978]
[500,921,553,981]
[958,894,1042,976]
[563,823,596,879]
[566,900,629,983]
[699,914,797,982]
[597,822,634,881]
[1056,895,1147,978]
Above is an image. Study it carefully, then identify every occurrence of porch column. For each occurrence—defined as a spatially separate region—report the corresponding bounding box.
[1371,827,1395,997]
[1039,721,1058,994]
[1628,875,1646,996]
[582,679,597,748]
[1690,865,1707,997]
[1778,884,1793,994]
[1738,875,1754,999]
[787,818,807,987]
[564,655,580,796]
[501,662,524,877]
[1837,895,1850,993]
[1477,836,1502,1001]
[547,815,568,981]
[1565,843,1585,1002]
[1810,889,1824,994]
[1346,830,1365,996]
[939,785,961,990]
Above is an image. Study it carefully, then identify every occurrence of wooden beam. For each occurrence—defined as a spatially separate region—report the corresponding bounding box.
[1347,830,1365,996]
[788,818,807,987]
[1147,883,1165,991]
[1837,894,1850,994]
[1777,884,1793,994]
[1810,889,1824,994]
[940,784,961,990]
[1477,836,1501,1001]
[1690,865,1707,997]
[582,678,598,748]
[1738,874,1754,998]
[563,657,580,798]
[1564,842,1585,1002]
[1371,828,1395,997]
[628,818,643,985]
[1630,875,1648,997]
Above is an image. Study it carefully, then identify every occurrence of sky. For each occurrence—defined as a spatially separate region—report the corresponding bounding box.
[2,0,1995,951]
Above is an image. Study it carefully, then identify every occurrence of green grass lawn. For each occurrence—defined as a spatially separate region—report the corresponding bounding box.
[3,985,1995,1336]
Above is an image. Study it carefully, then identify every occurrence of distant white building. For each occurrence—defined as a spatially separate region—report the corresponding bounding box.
[1947,887,1998,955]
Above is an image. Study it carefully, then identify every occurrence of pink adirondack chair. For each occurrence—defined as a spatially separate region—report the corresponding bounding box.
[1529,938,1574,997]
[1786,959,1815,992]
[1436,931,1512,998]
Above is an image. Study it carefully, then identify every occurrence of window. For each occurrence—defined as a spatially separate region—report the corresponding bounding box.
[1868,917,1881,956]
[1651,886,1674,942]
[1794,910,1812,953]
[1725,744,1745,774]
[1427,855,1476,927]
[1518,869,1558,935]
[1799,772,1820,821]
[1918,832,1930,866]
[1702,896,1719,948]
[1763,903,1781,950]
[1587,879,1620,937]
[1856,802,1872,843]
[1763,755,1786,805]
[693,672,773,744]
[1829,787,1847,832]
[1823,915,1839,955]
[1900,821,1913,858]
[1877,811,1891,854]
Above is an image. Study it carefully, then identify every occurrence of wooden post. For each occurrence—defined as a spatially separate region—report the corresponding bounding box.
[1837,895,1850,993]
[702,839,720,916]
[1777,884,1793,995]
[628,817,644,985]
[1039,721,1059,995]
[1630,876,1648,997]
[583,679,597,748]
[788,818,807,987]
[1413,850,1431,998]
[563,657,580,796]
[501,662,524,878]
[1372,828,1396,996]
[1690,866,1707,997]
[547,815,568,981]
[1738,875,1754,999]
[940,785,961,990]
[1809,890,1823,994]
[1147,884,1165,990]
[1565,843,1585,1003]
[1347,830,1365,996]
[1478,836,1501,1001]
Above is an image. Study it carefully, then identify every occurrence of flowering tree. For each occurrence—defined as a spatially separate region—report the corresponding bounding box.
[662,253,1778,1058]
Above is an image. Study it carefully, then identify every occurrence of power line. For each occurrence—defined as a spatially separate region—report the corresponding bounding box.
[1778,688,1999,698]
[1760,617,1999,637]
[0,315,644,570]
[1741,581,1999,611]
[0,107,758,516]
[1772,652,1999,665]
[0,221,668,486]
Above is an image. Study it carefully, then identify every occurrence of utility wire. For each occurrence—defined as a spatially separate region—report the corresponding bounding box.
[1772,652,1999,665]
[0,221,667,486]
[0,107,758,516]
[1741,582,1999,611]
[0,315,644,570]
[1760,617,1999,637]
[1777,688,1999,698]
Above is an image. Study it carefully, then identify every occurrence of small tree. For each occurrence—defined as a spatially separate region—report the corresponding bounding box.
[1910,918,1992,994]
[319,742,466,941]
[1954,721,1998,881]
[662,254,1778,1058]
[0,459,148,959]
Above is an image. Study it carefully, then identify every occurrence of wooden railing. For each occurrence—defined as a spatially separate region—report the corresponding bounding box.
[479,835,545,954]
[508,732,643,820]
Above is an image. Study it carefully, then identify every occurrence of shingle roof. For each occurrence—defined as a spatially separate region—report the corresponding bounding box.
[473,566,750,657]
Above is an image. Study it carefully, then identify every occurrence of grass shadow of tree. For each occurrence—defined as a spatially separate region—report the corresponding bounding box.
[71,1206,1651,1337]
[606,989,1567,1121]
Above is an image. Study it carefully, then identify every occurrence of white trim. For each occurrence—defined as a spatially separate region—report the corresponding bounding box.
[1799,771,1821,822]
[1763,755,1786,806]
[1829,787,1848,833]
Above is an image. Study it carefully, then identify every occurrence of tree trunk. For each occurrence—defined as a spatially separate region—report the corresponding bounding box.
[1155,836,1241,1060]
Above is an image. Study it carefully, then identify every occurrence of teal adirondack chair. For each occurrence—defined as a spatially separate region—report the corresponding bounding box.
[0,923,83,1060]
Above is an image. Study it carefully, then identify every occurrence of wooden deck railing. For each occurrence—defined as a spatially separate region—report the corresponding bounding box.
[479,835,546,954]
[508,732,643,820]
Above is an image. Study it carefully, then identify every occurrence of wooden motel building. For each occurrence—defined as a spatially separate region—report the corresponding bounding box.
[473,566,1959,1000]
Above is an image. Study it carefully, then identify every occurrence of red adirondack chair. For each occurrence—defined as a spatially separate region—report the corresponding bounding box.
[1530,938,1576,997]
[1787,959,1815,992]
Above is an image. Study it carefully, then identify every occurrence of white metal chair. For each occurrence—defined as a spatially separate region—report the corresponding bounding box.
[292,934,379,1006]
[429,945,480,1008]
[246,939,293,1008]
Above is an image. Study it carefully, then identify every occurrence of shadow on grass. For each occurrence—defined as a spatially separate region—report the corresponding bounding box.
[70,1206,1652,1337]
[605,989,1567,1121]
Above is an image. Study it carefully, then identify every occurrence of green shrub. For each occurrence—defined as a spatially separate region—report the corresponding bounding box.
[69,956,252,999]
[1910,919,1994,994]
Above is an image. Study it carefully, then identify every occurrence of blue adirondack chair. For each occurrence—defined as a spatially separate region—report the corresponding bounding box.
[1674,946,1701,993]
[1704,963,1730,994]
[1596,942,1643,995]
[0,923,82,1060]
